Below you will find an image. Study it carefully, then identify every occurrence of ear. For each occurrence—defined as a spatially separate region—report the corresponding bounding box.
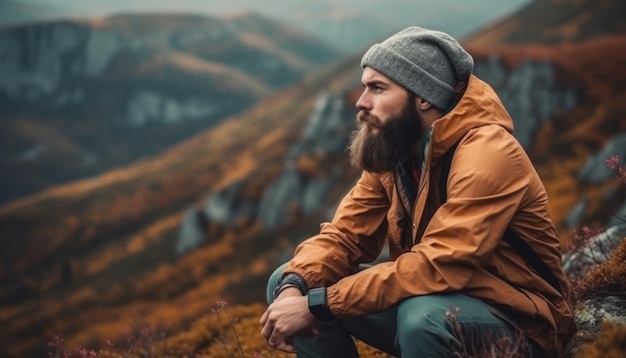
[414,97,432,111]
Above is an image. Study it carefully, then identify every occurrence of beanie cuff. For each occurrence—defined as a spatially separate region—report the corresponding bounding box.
[361,43,456,111]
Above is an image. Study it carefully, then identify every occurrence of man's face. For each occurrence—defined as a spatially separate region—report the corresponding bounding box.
[349,67,424,172]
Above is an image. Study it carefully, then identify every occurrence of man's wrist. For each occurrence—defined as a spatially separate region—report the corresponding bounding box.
[273,284,301,298]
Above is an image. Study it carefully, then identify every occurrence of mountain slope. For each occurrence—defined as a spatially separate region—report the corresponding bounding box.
[464,0,626,45]
[0,57,362,357]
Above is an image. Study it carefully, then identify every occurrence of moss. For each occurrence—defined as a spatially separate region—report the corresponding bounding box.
[576,323,626,358]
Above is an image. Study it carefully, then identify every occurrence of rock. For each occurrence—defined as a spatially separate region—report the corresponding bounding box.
[474,56,577,149]
[578,133,626,183]
[562,223,626,278]
[176,207,208,255]
[575,295,626,333]
[258,92,352,229]
[564,198,588,230]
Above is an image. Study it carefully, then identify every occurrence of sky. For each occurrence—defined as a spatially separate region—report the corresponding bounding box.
[0,0,532,52]
[1,0,531,31]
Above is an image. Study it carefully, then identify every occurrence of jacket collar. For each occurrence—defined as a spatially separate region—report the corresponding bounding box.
[426,75,515,161]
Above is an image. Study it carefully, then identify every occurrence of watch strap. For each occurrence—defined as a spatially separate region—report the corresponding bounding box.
[273,273,308,298]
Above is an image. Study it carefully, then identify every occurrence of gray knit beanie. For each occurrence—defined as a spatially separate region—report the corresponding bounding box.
[361,26,474,111]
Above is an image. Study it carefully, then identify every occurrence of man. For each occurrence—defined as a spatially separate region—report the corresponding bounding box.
[260,26,577,357]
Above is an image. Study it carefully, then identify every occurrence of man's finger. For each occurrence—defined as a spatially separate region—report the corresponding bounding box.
[261,320,273,342]
[267,334,286,349]
[311,325,320,336]
[272,338,296,353]
[260,307,269,326]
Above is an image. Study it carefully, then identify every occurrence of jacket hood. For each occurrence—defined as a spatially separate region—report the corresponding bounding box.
[428,75,514,160]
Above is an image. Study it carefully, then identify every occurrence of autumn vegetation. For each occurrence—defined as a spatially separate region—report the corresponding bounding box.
[46,157,626,358]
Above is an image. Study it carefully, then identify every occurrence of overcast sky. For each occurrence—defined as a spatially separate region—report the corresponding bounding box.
[1,0,531,30]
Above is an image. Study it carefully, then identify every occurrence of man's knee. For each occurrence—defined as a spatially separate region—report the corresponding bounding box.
[396,294,528,357]
[266,262,289,304]
[396,305,458,353]
[395,294,472,355]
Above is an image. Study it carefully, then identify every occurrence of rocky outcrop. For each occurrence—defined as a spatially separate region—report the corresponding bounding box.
[122,90,220,127]
[561,223,626,356]
[176,91,355,249]
[258,93,353,228]
[176,208,208,255]
[579,133,626,184]
[562,224,626,278]
[0,22,129,102]
[474,56,578,149]
[575,295,626,334]
[0,19,261,122]
[564,198,589,230]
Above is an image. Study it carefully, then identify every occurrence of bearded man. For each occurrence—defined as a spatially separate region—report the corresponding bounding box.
[260,26,577,357]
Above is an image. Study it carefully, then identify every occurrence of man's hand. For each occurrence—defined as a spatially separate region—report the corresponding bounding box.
[260,292,316,353]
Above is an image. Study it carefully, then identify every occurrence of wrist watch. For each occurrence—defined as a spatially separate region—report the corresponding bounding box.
[307,287,334,321]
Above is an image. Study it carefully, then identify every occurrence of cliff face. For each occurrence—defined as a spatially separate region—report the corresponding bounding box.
[0,13,343,204]
[474,57,578,148]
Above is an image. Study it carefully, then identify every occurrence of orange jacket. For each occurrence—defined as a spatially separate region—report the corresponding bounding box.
[285,75,577,356]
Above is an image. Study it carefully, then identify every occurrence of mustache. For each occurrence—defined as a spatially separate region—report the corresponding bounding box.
[356,111,383,128]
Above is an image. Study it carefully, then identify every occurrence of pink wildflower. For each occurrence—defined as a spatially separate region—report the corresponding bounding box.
[211,300,228,313]
[48,334,63,348]
[582,226,591,235]
[605,155,621,170]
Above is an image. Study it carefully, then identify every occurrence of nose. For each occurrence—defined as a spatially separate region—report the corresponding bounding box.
[356,90,370,111]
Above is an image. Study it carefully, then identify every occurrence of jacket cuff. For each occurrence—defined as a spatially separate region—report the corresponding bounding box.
[273,273,308,298]
[283,266,318,289]
[326,285,344,317]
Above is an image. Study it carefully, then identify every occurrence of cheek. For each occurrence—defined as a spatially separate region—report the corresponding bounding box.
[384,99,407,118]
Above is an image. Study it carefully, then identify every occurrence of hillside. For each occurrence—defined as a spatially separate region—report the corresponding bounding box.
[1,0,625,356]
[0,12,344,204]
[0,56,363,357]
[464,0,626,45]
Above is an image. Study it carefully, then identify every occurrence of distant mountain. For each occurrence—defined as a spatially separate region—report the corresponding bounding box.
[1,0,625,356]
[271,0,531,51]
[1,0,531,52]
[0,12,344,204]
[464,0,626,45]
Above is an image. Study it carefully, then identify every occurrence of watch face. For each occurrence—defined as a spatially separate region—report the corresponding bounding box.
[308,288,334,321]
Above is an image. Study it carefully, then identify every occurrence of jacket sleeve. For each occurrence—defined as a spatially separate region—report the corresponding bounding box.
[284,170,390,288]
[326,128,531,317]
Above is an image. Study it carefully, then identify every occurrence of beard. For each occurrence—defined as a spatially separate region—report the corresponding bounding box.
[349,98,423,173]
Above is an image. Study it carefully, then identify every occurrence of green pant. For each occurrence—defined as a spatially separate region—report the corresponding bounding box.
[266,263,546,357]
